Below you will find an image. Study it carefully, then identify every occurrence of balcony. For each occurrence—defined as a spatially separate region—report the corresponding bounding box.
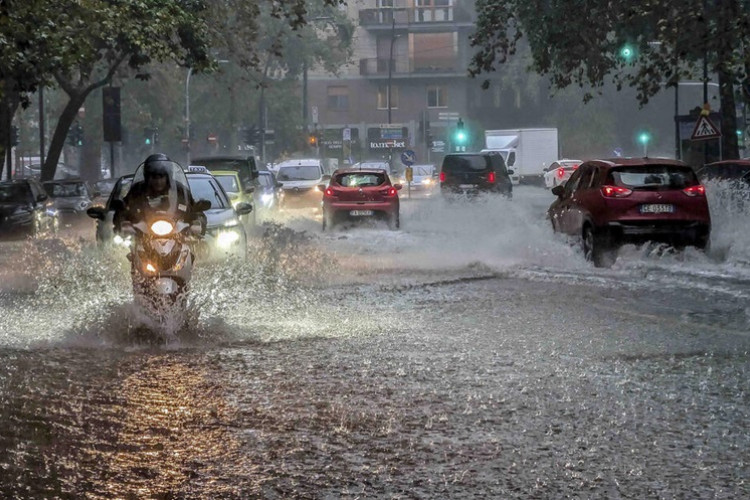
[359,6,473,29]
[359,57,458,77]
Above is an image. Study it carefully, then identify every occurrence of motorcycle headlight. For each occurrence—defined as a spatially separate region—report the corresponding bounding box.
[150,220,173,236]
[113,234,132,247]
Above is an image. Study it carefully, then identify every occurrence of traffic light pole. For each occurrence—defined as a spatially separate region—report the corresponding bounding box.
[39,86,45,168]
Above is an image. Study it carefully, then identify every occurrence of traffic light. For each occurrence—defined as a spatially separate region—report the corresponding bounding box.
[10,126,19,147]
[241,126,262,146]
[68,122,84,147]
[637,130,651,156]
[144,127,154,146]
[620,43,636,63]
[453,118,468,151]
[308,133,318,147]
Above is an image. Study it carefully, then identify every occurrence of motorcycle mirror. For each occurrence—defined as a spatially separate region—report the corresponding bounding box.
[244,186,255,194]
[194,199,211,212]
[86,207,106,220]
[551,185,565,197]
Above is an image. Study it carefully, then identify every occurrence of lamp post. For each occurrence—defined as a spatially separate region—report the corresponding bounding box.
[185,60,229,164]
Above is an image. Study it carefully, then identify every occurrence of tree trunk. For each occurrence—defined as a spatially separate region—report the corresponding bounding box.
[717,65,739,160]
[42,92,86,181]
[0,89,20,180]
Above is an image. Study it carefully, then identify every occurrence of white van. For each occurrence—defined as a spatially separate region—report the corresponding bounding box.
[274,158,329,209]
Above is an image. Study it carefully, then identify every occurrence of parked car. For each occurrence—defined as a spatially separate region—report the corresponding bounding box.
[320,168,402,231]
[275,158,329,210]
[439,152,513,198]
[696,159,750,210]
[543,159,583,189]
[548,158,710,267]
[43,179,97,230]
[0,179,58,239]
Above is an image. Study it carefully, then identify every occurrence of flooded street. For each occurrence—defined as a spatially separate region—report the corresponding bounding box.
[1,187,749,498]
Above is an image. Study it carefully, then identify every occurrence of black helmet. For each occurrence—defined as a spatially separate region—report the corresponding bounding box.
[143,153,172,179]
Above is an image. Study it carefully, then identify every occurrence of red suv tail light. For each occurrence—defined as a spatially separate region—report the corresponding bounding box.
[683,184,706,197]
[380,187,397,197]
[439,171,446,182]
[556,167,565,179]
[601,185,633,198]
[324,187,334,197]
[487,171,496,183]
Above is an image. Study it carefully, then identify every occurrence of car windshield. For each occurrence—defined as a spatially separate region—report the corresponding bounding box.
[443,155,490,173]
[195,158,253,186]
[277,165,321,181]
[44,182,88,198]
[214,174,239,193]
[608,165,699,189]
[187,177,229,209]
[415,166,434,176]
[0,184,32,204]
[336,172,386,187]
[258,173,274,187]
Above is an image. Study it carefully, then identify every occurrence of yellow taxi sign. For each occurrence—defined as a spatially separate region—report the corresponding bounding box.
[187,165,209,174]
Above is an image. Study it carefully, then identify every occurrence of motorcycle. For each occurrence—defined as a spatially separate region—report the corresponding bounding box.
[112,161,209,319]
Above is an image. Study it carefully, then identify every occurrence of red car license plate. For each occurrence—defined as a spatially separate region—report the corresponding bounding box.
[350,210,373,216]
[640,204,675,213]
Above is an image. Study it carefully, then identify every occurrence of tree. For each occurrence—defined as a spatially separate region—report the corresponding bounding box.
[39,0,214,180]
[469,0,750,160]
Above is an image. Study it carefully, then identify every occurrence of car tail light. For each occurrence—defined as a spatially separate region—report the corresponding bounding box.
[556,167,565,179]
[572,164,579,169]
[324,187,334,197]
[683,184,706,197]
[439,171,446,182]
[487,171,496,183]
[601,185,633,198]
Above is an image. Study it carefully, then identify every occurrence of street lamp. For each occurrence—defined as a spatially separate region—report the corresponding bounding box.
[185,59,229,164]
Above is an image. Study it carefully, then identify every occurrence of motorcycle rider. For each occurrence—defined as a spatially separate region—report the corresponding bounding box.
[114,153,201,232]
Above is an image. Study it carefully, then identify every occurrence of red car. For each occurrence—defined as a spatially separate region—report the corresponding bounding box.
[320,169,402,230]
[548,158,711,267]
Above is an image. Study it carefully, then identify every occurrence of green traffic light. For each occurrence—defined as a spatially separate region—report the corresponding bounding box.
[638,132,650,145]
[145,138,152,145]
[620,44,634,61]
[456,131,467,143]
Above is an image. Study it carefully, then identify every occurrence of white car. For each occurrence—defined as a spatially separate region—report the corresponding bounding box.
[543,159,582,189]
[275,158,329,210]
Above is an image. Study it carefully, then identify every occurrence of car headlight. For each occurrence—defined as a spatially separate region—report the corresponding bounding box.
[113,234,132,247]
[150,220,173,236]
[261,193,274,206]
[216,229,241,248]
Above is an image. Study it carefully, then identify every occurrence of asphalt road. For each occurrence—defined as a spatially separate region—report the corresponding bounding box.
[0,186,748,498]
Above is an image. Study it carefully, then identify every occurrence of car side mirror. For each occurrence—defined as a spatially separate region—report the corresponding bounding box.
[393,183,403,190]
[194,199,211,212]
[86,207,106,220]
[317,184,327,192]
[551,185,565,197]
[235,202,253,215]
[275,182,284,188]
[244,186,255,194]
[507,169,514,175]
[322,174,332,182]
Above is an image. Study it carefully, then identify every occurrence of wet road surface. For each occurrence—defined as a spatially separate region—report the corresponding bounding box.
[1,186,749,498]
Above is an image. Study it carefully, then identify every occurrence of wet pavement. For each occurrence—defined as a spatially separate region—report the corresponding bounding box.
[1,186,749,498]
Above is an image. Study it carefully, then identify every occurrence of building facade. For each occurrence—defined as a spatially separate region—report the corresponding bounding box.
[307,0,478,170]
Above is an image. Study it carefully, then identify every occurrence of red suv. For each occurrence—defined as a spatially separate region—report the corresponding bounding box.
[548,158,710,266]
[320,169,402,230]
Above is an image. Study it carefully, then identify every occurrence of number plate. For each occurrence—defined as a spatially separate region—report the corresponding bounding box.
[459,184,476,189]
[350,210,373,216]
[640,204,675,213]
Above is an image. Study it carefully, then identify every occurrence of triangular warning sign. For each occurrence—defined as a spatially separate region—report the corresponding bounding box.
[690,115,721,141]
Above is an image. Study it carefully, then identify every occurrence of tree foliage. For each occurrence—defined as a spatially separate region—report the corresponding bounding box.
[469,0,750,159]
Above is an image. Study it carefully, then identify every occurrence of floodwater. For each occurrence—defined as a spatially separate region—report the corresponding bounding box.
[0,186,748,498]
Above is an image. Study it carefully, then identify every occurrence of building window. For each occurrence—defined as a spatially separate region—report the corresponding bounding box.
[427,85,447,108]
[377,85,399,109]
[327,86,349,111]
[412,32,456,72]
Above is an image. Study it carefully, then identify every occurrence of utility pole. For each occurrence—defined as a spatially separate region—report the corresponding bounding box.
[387,14,396,125]
[39,87,45,168]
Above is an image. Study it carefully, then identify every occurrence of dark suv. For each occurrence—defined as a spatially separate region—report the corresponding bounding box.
[439,153,513,198]
[548,158,710,267]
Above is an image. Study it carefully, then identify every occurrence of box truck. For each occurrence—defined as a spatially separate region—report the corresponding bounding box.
[482,128,559,185]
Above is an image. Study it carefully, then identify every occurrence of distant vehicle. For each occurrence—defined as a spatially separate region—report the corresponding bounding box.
[42,179,97,230]
[87,174,134,246]
[548,158,710,267]
[92,179,117,207]
[543,159,583,189]
[483,128,559,185]
[253,170,283,219]
[395,164,437,193]
[0,179,58,239]
[191,155,260,194]
[320,168,402,230]
[16,161,77,180]
[439,152,513,199]
[275,158,329,210]
[208,169,255,229]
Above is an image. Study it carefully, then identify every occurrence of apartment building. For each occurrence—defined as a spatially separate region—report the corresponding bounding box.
[306,0,478,169]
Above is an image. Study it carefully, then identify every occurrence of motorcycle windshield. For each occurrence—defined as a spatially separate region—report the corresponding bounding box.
[131,160,192,220]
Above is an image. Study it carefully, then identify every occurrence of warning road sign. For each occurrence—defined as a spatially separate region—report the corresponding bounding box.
[691,115,721,141]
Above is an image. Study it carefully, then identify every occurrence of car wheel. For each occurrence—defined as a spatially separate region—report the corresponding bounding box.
[582,224,615,268]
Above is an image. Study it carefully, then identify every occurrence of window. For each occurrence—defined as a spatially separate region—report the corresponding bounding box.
[427,85,447,108]
[327,86,349,111]
[413,33,455,72]
[377,85,399,109]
